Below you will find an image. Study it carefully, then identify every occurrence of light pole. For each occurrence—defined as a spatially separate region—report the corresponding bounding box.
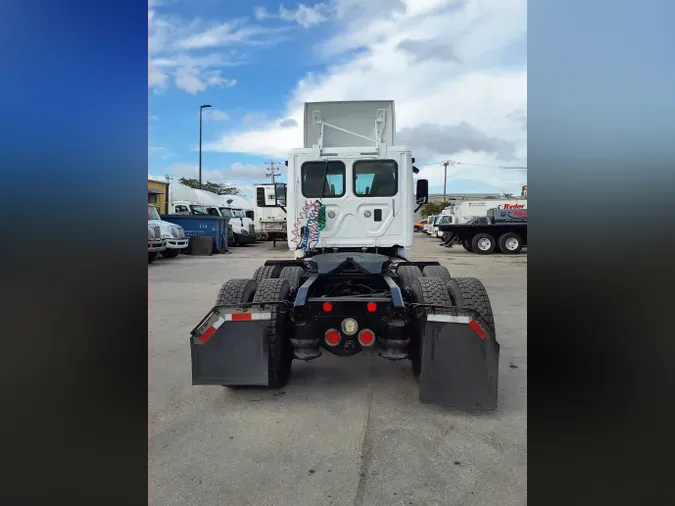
[199,104,212,186]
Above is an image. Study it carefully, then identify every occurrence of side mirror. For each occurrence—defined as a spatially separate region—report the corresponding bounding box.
[274,183,287,207]
[416,179,429,205]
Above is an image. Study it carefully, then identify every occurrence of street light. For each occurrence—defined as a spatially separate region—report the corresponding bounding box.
[199,104,212,185]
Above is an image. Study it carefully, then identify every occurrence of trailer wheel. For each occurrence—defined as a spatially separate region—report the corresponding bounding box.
[422,265,451,282]
[497,232,523,254]
[410,277,452,381]
[471,233,496,254]
[397,265,422,291]
[279,266,305,292]
[148,252,157,264]
[446,277,496,334]
[215,278,258,306]
[252,278,293,388]
[462,240,473,252]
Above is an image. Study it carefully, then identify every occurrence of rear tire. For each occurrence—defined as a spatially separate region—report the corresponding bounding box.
[253,265,276,281]
[161,249,180,258]
[279,266,305,292]
[215,278,258,306]
[397,265,422,291]
[497,232,523,254]
[462,240,473,252]
[422,265,451,282]
[253,278,293,388]
[471,233,496,254]
[446,277,496,334]
[409,277,452,381]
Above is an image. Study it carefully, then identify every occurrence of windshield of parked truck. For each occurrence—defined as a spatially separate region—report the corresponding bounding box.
[219,208,234,218]
[231,209,245,218]
[148,206,161,221]
[190,205,208,215]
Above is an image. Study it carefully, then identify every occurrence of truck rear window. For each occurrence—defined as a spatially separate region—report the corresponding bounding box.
[353,160,398,197]
[301,161,345,198]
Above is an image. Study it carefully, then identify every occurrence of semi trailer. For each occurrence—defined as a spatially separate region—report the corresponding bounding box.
[189,100,500,409]
[254,183,288,242]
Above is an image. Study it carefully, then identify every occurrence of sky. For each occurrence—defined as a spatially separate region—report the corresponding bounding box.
[148,0,527,198]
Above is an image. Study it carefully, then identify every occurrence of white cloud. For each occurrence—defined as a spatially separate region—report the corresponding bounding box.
[207,0,527,191]
[148,7,280,94]
[254,3,332,28]
[204,108,230,122]
[177,20,289,50]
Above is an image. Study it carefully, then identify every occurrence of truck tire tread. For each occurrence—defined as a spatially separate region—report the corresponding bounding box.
[215,278,258,306]
[279,266,305,291]
[446,277,496,333]
[409,277,452,380]
[252,278,293,388]
[397,265,422,290]
[422,265,451,282]
[254,265,276,281]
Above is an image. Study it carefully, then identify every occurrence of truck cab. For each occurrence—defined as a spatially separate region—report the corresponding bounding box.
[148,204,189,258]
[434,214,453,239]
[285,101,417,258]
[217,206,255,245]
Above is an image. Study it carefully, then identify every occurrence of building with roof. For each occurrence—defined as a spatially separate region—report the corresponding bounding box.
[148,175,171,214]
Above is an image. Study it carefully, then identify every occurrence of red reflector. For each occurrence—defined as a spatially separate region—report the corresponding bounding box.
[325,330,340,345]
[199,326,216,344]
[366,302,377,313]
[469,320,486,340]
[322,302,333,312]
[358,330,375,346]
[231,313,252,321]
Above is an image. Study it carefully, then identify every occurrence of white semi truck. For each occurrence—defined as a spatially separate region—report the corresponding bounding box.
[216,194,256,245]
[189,100,500,410]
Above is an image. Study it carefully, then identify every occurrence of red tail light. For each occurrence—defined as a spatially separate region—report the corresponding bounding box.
[358,329,375,347]
[325,329,340,346]
[322,302,333,312]
[366,302,377,313]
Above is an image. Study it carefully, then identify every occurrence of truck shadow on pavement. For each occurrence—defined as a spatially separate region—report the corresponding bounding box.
[216,354,506,418]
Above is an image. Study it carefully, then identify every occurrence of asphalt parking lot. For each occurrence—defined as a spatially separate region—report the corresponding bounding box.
[149,235,527,506]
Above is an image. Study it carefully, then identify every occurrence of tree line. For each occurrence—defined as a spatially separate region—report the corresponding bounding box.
[178,177,241,196]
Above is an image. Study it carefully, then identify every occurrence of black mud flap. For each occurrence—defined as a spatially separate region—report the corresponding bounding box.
[418,313,500,410]
[190,307,272,386]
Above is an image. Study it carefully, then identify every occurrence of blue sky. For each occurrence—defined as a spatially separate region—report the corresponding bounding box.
[149,0,528,198]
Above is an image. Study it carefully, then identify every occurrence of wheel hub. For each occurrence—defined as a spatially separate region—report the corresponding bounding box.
[478,238,492,250]
[505,237,519,250]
